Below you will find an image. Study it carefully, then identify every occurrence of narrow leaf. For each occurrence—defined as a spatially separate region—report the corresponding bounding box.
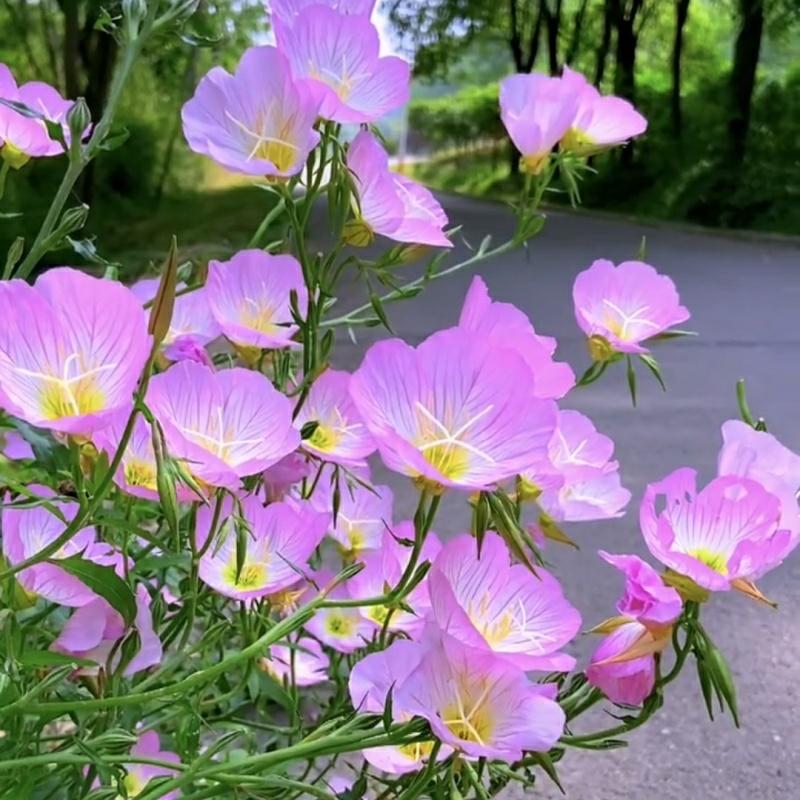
[53,555,136,625]
[148,236,179,345]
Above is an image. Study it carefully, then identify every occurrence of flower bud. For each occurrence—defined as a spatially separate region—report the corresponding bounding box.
[148,236,179,346]
[66,98,91,143]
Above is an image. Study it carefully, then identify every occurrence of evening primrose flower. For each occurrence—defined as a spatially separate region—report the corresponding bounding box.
[52,585,162,676]
[182,45,321,178]
[116,732,180,800]
[274,5,410,123]
[207,249,307,350]
[560,66,647,155]
[530,409,631,521]
[0,429,33,460]
[350,328,557,492]
[587,552,682,705]
[260,637,330,687]
[197,495,328,601]
[348,524,442,635]
[499,73,578,175]
[269,0,376,21]
[147,361,300,489]
[573,259,690,356]
[0,63,73,167]
[429,532,581,671]
[345,131,452,248]
[640,467,792,597]
[2,494,122,607]
[0,268,151,435]
[718,419,800,545]
[349,639,451,774]
[458,275,574,399]
[294,369,376,466]
[311,474,393,555]
[305,572,373,653]
[396,630,565,760]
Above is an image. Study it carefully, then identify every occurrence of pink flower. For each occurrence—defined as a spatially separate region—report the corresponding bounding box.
[0,430,33,460]
[573,259,690,355]
[197,495,327,601]
[148,361,299,489]
[587,553,680,706]
[269,0,376,22]
[94,412,196,503]
[305,572,373,653]
[640,467,792,593]
[162,288,220,364]
[0,64,73,165]
[262,452,312,500]
[260,637,330,687]
[275,6,410,123]
[346,131,452,248]
[350,328,557,492]
[118,732,180,800]
[718,420,800,546]
[429,532,580,670]
[295,369,376,466]
[560,66,647,155]
[207,249,307,350]
[348,524,442,635]
[458,275,574,399]
[499,73,578,174]
[349,639,450,773]
[53,585,162,676]
[182,46,321,178]
[586,621,657,706]
[311,478,393,555]
[0,269,151,435]
[531,409,631,522]
[599,551,683,626]
[2,495,122,607]
[396,630,565,760]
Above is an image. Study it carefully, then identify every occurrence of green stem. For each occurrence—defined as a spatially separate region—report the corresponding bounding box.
[247,197,287,248]
[3,595,322,715]
[323,239,519,328]
[0,160,10,201]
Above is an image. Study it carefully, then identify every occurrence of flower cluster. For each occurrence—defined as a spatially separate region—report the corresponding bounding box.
[0,4,797,799]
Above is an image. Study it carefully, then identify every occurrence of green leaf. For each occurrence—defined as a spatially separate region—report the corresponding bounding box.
[17,650,96,668]
[99,126,130,151]
[54,555,136,625]
[626,355,637,407]
[369,293,393,333]
[526,751,565,793]
[639,353,667,392]
[576,360,608,387]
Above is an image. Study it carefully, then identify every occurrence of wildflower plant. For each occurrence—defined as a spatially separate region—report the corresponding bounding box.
[0,2,797,799]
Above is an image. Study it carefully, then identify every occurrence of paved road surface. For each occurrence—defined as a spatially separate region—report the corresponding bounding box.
[330,195,800,799]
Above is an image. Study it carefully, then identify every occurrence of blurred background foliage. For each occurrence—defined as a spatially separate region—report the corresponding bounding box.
[394,0,800,234]
[0,0,797,278]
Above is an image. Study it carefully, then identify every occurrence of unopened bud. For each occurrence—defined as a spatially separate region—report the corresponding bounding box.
[52,204,89,240]
[151,419,180,538]
[148,236,179,345]
[66,98,91,143]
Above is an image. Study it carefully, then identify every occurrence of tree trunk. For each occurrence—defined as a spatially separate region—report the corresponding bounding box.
[612,14,637,103]
[543,0,563,75]
[565,0,590,66]
[671,0,691,136]
[594,0,613,86]
[728,0,764,162]
[61,0,81,98]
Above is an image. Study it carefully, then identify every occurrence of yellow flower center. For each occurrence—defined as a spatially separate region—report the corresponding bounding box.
[307,424,342,454]
[421,442,471,482]
[441,676,495,747]
[521,152,550,175]
[40,378,105,420]
[587,334,616,363]
[1,141,31,169]
[398,740,436,762]
[122,771,146,797]
[124,459,157,491]
[343,218,375,247]
[560,127,598,156]
[688,548,729,575]
[324,612,356,638]
[223,561,268,590]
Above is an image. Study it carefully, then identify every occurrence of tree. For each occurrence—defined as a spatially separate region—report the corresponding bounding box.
[671,0,691,136]
[728,0,764,162]
[593,0,613,86]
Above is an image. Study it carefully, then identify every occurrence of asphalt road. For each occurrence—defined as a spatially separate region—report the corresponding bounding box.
[331,195,800,799]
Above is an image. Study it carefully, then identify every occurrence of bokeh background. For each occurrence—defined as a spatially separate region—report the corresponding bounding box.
[0,0,798,279]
